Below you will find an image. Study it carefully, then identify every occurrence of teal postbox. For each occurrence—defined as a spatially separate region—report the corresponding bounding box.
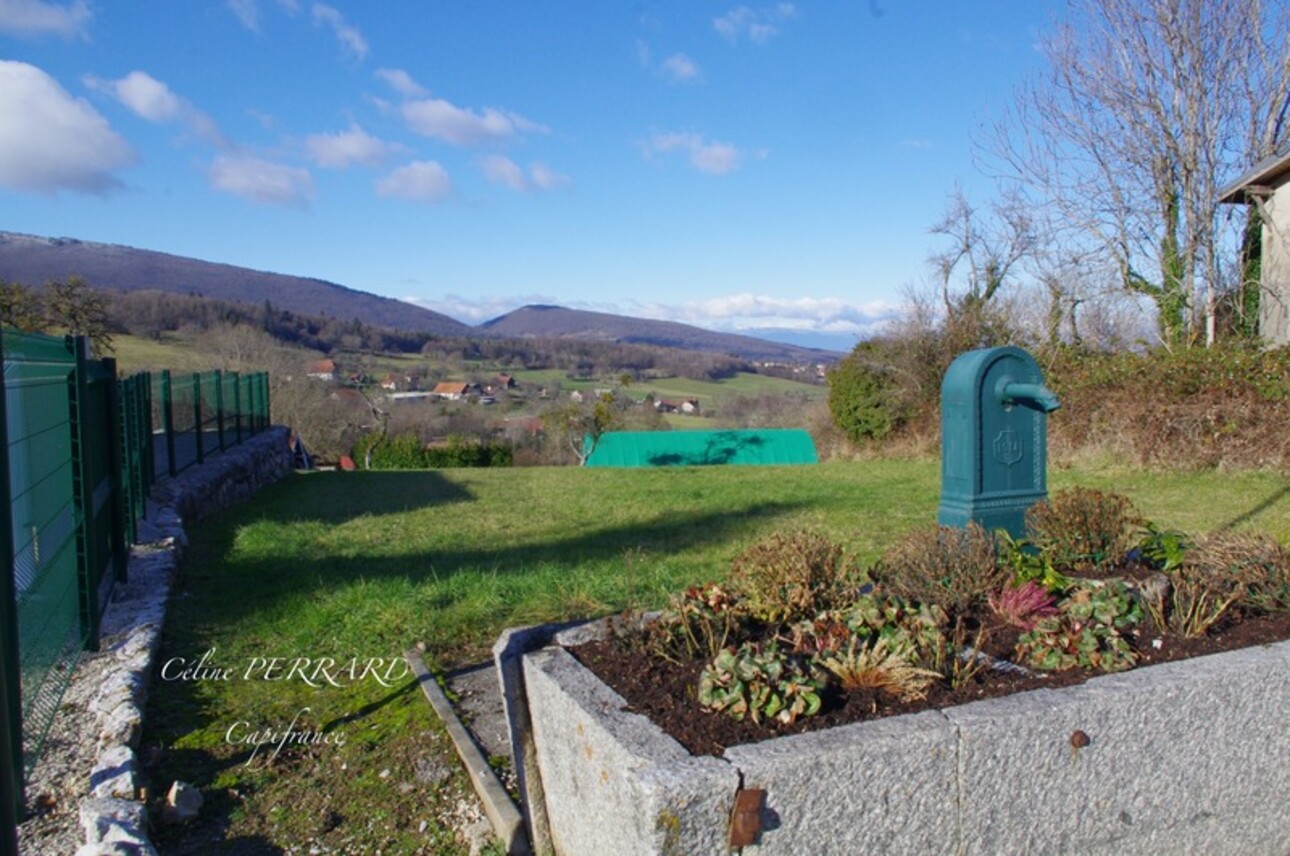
[937,346,1060,538]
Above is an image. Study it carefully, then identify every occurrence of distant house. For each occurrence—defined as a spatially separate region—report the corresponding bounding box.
[680,398,701,414]
[307,359,336,381]
[432,382,471,401]
[1219,151,1290,345]
[497,373,517,389]
[379,373,400,391]
[569,390,585,403]
[654,399,678,414]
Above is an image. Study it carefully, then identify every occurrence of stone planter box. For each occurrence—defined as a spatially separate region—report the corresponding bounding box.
[510,624,1290,855]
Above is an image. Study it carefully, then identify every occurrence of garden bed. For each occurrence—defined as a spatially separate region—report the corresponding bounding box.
[569,608,1290,757]
[514,489,1290,854]
[524,622,1290,855]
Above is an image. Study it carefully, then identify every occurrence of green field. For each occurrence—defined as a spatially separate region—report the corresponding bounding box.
[142,460,1290,851]
[110,333,227,373]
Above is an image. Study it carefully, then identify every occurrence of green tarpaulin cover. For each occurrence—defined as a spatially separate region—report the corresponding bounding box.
[584,429,818,468]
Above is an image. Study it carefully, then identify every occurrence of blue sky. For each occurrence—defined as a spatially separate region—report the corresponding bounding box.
[0,1,1056,349]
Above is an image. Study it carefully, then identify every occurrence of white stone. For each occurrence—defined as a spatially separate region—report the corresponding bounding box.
[90,746,137,799]
[163,780,204,824]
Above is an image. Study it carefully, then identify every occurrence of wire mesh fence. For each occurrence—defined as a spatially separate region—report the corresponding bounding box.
[0,331,270,830]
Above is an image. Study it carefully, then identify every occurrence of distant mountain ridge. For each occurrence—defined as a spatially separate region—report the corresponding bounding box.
[481,304,837,362]
[0,231,471,337]
[0,231,840,362]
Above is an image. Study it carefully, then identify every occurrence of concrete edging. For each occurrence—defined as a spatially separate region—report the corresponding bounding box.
[517,622,1290,855]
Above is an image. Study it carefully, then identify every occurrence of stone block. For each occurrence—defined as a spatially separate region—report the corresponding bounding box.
[725,711,958,855]
[524,647,740,856]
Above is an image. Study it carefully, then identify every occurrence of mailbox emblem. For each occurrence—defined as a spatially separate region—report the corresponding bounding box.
[993,429,1023,466]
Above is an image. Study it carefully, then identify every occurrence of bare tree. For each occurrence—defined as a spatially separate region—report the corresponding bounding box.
[929,187,1036,316]
[985,0,1290,347]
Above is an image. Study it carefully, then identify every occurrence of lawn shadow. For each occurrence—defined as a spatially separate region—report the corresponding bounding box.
[227,497,812,595]
[1217,485,1290,532]
[257,470,475,523]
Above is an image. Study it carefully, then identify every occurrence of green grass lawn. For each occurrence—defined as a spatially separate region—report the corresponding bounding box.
[144,460,1290,852]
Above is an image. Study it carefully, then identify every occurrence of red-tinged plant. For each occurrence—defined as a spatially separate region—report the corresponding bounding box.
[988,581,1059,631]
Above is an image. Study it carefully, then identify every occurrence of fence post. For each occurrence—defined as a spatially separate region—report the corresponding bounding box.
[193,372,203,466]
[0,332,27,843]
[162,370,176,478]
[260,373,270,431]
[232,372,242,445]
[142,372,154,489]
[215,370,225,452]
[67,336,100,653]
[103,359,127,584]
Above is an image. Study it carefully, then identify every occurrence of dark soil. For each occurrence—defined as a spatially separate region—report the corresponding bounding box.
[570,608,1290,758]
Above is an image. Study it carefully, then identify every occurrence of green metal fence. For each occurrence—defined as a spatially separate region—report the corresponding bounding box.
[151,370,269,478]
[0,331,270,834]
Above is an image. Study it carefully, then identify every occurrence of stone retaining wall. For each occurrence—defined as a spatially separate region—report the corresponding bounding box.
[75,427,292,856]
[519,621,1290,856]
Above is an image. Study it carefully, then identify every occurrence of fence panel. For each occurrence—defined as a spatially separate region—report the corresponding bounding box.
[2,333,84,798]
[2,338,272,824]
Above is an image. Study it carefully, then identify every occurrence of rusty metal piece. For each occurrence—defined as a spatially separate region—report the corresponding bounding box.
[729,788,765,848]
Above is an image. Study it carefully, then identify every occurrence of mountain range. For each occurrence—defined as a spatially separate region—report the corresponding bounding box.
[0,231,841,362]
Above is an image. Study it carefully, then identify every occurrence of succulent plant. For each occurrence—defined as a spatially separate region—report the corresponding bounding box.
[814,637,940,701]
[1013,581,1141,673]
[697,643,823,726]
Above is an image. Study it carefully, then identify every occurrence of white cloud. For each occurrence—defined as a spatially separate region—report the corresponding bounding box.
[377,160,453,202]
[305,123,393,167]
[478,154,527,191]
[529,161,571,190]
[311,3,367,60]
[669,293,898,332]
[209,154,313,207]
[375,67,427,98]
[402,293,552,325]
[226,0,260,32]
[660,53,702,83]
[86,71,227,147]
[643,131,749,175]
[478,155,571,192]
[0,61,135,194]
[401,97,546,147]
[0,0,91,39]
[714,3,797,44]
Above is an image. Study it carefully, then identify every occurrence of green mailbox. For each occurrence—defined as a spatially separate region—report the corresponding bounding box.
[937,346,1060,538]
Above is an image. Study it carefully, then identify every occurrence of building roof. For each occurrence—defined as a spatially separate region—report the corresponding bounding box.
[307,358,336,374]
[433,382,470,395]
[585,429,819,468]
[1218,149,1290,203]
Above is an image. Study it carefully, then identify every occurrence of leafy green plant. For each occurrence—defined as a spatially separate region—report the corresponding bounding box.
[729,530,858,624]
[843,594,948,658]
[997,531,1071,591]
[1025,487,1142,575]
[648,583,745,664]
[697,643,824,725]
[988,581,1058,631]
[1013,581,1142,673]
[815,637,940,701]
[1137,522,1189,571]
[869,523,1005,616]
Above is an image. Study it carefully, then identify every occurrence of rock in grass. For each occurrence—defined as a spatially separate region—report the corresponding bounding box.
[162,781,203,825]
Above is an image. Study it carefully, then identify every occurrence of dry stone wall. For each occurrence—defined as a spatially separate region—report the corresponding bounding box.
[73,427,291,856]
